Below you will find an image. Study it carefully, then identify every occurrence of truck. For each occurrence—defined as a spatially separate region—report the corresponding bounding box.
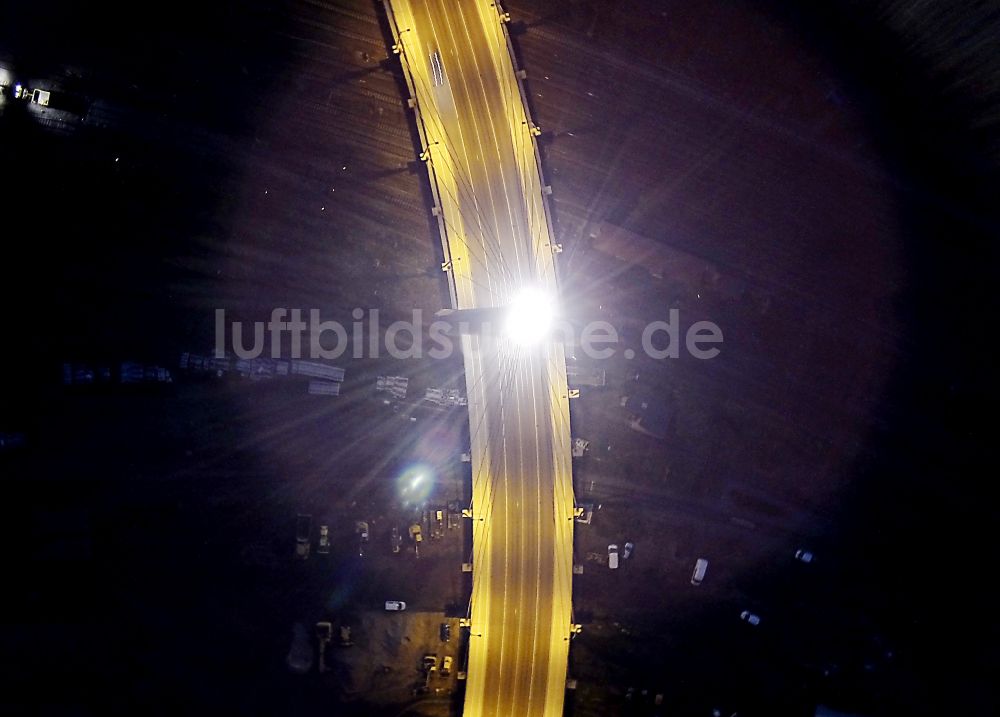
[120,361,172,384]
[292,361,345,382]
[424,387,467,407]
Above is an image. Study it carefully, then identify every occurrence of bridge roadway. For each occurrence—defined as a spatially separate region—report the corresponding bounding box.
[383,1,575,715]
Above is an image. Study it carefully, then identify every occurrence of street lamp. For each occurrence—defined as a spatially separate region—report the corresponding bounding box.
[391,27,411,54]
[419,140,440,162]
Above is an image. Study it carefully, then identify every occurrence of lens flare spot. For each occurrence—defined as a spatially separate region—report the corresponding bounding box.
[397,463,435,505]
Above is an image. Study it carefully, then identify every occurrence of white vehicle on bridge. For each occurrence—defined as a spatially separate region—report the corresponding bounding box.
[429,50,444,86]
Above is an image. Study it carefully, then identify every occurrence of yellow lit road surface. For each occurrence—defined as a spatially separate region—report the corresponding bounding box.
[383,1,574,715]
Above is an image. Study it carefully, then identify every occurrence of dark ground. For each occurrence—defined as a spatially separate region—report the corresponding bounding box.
[1,1,998,715]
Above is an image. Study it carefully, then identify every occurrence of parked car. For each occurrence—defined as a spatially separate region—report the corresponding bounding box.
[316,621,332,643]
[794,549,814,563]
[356,521,369,557]
[608,544,619,569]
[740,610,761,626]
[409,523,423,542]
[62,363,96,385]
[385,600,407,611]
[623,541,634,559]
[441,655,453,676]
[391,526,402,554]
[295,514,312,560]
[286,622,314,674]
[440,622,451,642]
[575,502,594,525]
[317,525,330,555]
[0,433,26,451]
[691,558,709,586]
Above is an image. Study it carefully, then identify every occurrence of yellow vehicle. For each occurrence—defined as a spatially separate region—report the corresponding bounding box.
[409,523,423,542]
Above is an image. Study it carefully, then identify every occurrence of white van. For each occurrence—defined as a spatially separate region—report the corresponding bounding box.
[608,544,619,569]
[691,558,708,586]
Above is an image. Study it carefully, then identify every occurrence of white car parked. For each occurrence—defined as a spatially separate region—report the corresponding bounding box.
[740,610,761,626]
[608,544,619,569]
[385,600,407,611]
[691,558,709,586]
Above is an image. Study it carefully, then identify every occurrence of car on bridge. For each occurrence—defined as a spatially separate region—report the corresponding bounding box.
[429,50,444,87]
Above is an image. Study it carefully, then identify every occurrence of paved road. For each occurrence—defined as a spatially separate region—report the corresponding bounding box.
[383,1,575,714]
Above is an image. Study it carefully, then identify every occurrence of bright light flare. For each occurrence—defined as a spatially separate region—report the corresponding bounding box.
[396,463,435,505]
[504,287,557,345]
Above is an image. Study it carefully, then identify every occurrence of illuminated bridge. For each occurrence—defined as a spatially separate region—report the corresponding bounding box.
[383,0,576,714]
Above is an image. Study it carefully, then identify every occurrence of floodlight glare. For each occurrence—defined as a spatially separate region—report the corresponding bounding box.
[504,287,556,345]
